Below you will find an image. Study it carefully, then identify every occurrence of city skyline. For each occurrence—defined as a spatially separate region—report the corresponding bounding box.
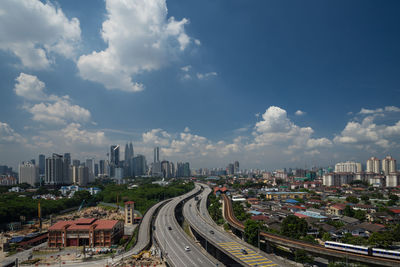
[1,0,400,170]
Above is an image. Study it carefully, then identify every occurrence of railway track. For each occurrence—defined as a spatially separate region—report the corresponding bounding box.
[222,194,400,266]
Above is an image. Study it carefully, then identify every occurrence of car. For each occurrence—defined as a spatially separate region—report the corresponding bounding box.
[184,246,190,251]
[241,249,248,255]
[209,230,214,234]
[168,226,172,230]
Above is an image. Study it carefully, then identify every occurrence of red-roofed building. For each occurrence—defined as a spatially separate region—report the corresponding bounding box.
[327,204,347,216]
[214,187,230,196]
[48,218,123,248]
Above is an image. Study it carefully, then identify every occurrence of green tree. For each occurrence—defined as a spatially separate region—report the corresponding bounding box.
[346,196,359,204]
[353,210,366,221]
[322,232,332,241]
[294,249,314,264]
[389,194,399,202]
[281,215,308,239]
[368,232,393,248]
[360,195,369,202]
[343,205,354,217]
[244,219,263,247]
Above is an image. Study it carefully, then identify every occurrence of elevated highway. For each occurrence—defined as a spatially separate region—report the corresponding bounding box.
[184,185,279,267]
[154,184,223,267]
[223,194,400,267]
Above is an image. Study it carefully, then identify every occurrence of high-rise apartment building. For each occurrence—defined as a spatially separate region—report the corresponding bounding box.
[382,155,396,175]
[334,161,361,173]
[366,157,380,174]
[19,161,39,186]
[78,165,89,186]
[45,154,64,185]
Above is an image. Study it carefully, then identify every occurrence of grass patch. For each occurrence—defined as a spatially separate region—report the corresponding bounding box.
[125,226,139,250]
[183,219,194,239]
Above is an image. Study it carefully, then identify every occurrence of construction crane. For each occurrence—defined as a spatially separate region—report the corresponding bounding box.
[38,199,42,232]
[78,199,86,212]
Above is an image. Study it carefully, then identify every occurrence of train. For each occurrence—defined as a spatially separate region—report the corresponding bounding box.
[324,241,400,260]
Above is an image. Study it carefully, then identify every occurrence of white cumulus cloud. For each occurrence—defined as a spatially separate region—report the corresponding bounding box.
[0,0,81,69]
[77,0,195,92]
[14,73,91,125]
[0,122,25,143]
[196,72,217,80]
[295,110,305,116]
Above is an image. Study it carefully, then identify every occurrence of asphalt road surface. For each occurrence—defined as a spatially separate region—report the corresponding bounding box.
[154,185,222,267]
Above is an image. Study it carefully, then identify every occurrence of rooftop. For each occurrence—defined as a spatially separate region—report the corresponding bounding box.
[49,218,120,231]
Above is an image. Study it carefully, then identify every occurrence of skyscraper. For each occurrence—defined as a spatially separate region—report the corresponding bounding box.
[45,154,64,185]
[110,145,120,166]
[38,154,45,175]
[154,147,159,163]
[64,153,71,184]
[124,142,135,177]
[133,155,146,176]
[99,160,105,175]
[234,161,240,174]
[19,161,39,186]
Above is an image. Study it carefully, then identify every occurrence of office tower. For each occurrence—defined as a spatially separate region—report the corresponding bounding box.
[366,157,381,174]
[30,159,36,165]
[110,145,120,166]
[94,163,99,177]
[78,165,89,186]
[38,154,45,175]
[86,158,94,181]
[154,147,159,163]
[125,143,130,162]
[169,162,175,177]
[161,160,171,178]
[133,155,146,176]
[45,154,64,185]
[63,153,71,184]
[226,163,234,175]
[129,142,134,159]
[124,142,135,177]
[183,162,190,177]
[234,161,239,174]
[72,160,80,167]
[99,160,105,175]
[72,165,79,184]
[382,155,396,175]
[19,161,39,186]
[334,161,361,173]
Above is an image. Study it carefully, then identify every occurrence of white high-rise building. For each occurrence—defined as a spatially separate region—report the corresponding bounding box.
[386,173,400,187]
[382,155,396,175]
[334,161,361,173]
[19,161,39,186]
[366,157,380,174]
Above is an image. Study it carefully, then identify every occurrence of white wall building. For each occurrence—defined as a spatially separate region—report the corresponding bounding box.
[19,161,39,186]
[382,155,396,175]
[366,157,380,174]
[334,161,361,173]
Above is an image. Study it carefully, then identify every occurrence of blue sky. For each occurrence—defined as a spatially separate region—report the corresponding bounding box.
[1,0,400,170]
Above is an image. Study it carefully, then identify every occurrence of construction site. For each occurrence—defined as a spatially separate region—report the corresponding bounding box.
[1,201,165,266]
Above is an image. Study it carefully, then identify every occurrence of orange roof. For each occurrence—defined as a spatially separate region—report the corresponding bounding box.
[75,218,96,224]
[49,218,120,231]
[48,221,73,231]
[125,201,135,204]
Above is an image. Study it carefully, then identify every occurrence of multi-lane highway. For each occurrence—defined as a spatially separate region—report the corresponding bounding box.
[184,184,279,267]
[154,185,222,267]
